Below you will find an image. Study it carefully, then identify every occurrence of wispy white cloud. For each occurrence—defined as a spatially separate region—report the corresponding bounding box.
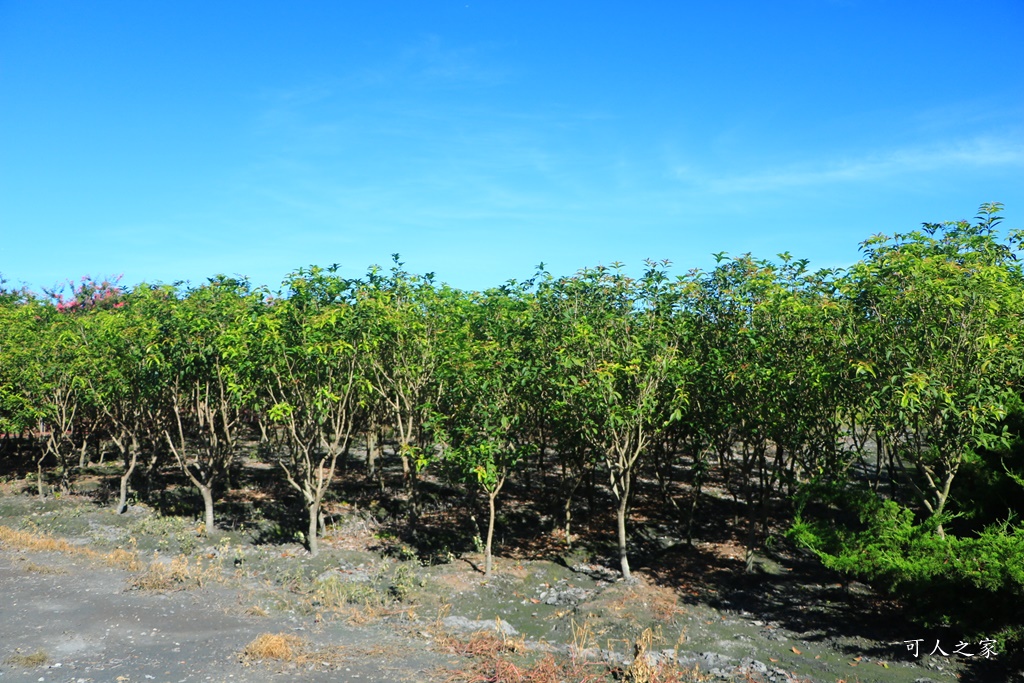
[674,137,1024,194]
[910,101,1024,136]
[349,34,513,89]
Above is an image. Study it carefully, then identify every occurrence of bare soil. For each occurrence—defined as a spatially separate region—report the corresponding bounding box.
[0,475,1019,683]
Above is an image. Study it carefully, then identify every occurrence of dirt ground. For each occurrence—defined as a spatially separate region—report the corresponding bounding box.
[0,487,1020,683]
[0,547,450,683]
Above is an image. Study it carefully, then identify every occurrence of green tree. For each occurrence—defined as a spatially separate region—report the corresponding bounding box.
[545,261,686,580]
[159,278,252,535]
[0,290,47,474]
[82,284,170,512]
[433,284,538,576]
[30,300,96,496]
[685,253,851,558]
[352,258,451,514]
[843,203,1024,533]
[253,266,367,556]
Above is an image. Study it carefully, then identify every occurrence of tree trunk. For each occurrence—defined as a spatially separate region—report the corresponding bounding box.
[117,446,139,514]
[562,472,584,548]
[401,453,417,508]
[36,458,46,500]
[78,436,90,469]
[587,465,597,512]
[485,489,498,576]
[616,491,631,581]
[57,455,72,494]
[366,428,378,477]
[140,448,161,499]
[744,516,759,573]
[685,454,706,546]
[563,495,573,548]
[402,458,420,524]
[871,435,884,494]
[932,472,955,539]
[307,501,321,557]
[199,483,215,537]
[339,440,351,472]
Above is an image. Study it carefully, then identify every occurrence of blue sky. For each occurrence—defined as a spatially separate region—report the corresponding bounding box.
[2,1,1022,294]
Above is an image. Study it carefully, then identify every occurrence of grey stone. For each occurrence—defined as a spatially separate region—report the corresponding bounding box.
[442,615,518,636]
[538,585,593,606]
[740,657,768,674]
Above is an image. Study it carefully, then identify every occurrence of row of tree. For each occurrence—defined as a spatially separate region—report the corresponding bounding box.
[1,206,1023,604]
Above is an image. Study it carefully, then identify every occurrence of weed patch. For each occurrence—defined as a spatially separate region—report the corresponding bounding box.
[0,524,142,570]
[436,626,525,658]
[242,633,305,661]
[0,524,76,553]
[20,560,68,575]
[239,632,345,668]
[304,562,422,624]
[439,625,708,683]
[448,653,603,683]
[3,649,49,667]
[129,513,195,537]
[314,573,380,608]
[130,554,219,591]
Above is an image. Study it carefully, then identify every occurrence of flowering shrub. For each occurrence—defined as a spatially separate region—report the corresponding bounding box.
[48,275,126,313]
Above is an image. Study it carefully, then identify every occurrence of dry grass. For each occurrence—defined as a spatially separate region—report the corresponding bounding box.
[0,524,142,571]
[307,572,419,625]
[445,650,695,683]
[587,576,685,625]
[129,554,219,591]
[436,627,525,658]
[630,663,710,683]
[440,624,709,683]
[447,653,607,683]
[242,633,306,661]
[570,617,598,655]
[244,604,270,617]
[313,572,382,609]
[239,632,346,668]
[104,546,143,571]
[0,525,78,553]
[647,584,686,623]
[623,628,657,683]
[342,603,417,626]
[3,649,50,667]
[20,560,68,575]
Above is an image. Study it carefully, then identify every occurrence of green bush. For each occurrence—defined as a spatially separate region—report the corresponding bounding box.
[789,483,1024,651]
[952,398,1024,529]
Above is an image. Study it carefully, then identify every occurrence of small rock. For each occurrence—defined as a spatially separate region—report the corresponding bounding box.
[740,657,768,674]
[442,616,518,636]
[537,586,593,606]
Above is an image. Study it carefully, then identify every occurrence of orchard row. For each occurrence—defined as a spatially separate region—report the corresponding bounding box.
[1,204,1022,589]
